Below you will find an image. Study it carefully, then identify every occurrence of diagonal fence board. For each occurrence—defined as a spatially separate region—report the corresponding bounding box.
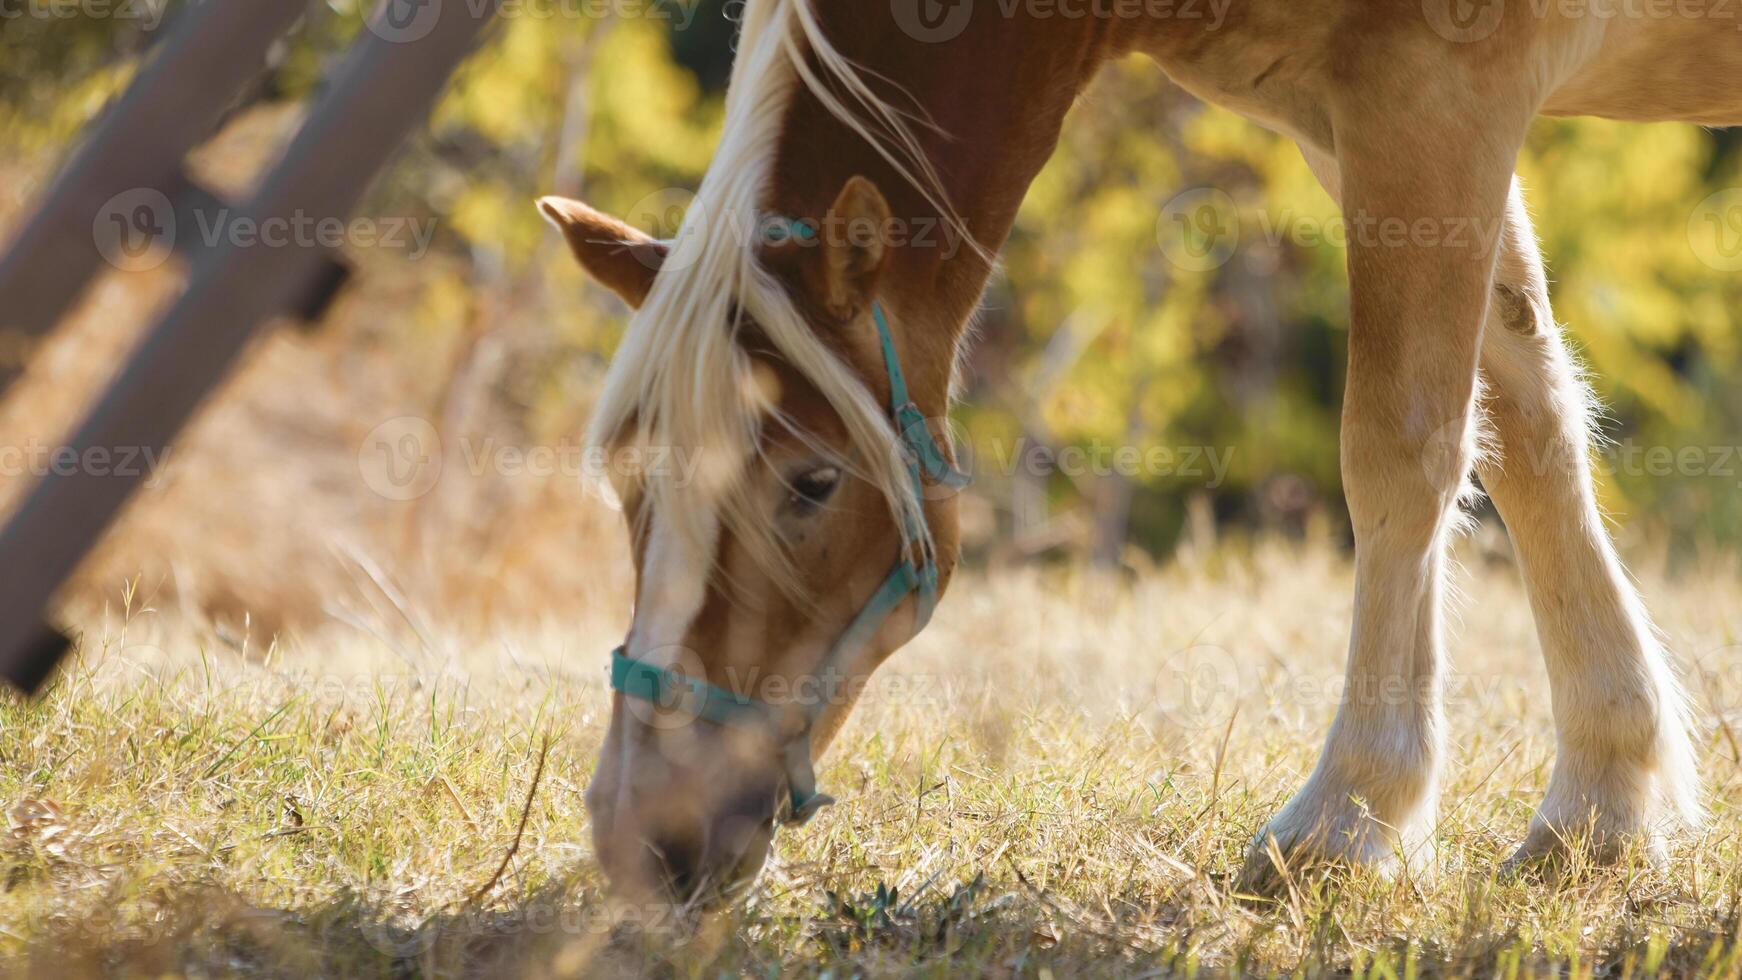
[0,0,503,691]
[0,0,308,373]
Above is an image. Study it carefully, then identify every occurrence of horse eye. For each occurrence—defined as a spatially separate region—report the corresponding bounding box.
[787,466,841,510]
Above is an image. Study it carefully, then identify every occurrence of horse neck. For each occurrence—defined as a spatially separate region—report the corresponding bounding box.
[768,7,1147,411]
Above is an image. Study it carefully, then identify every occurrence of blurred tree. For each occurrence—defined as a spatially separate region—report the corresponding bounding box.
[3,7,1739,568]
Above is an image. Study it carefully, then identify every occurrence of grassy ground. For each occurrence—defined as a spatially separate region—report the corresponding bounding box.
[5,542,1742,977]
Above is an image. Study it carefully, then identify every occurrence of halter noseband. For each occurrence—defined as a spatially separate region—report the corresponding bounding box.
[608,297,966,827]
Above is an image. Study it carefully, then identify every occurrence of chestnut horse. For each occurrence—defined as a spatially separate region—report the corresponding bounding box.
[539,0,1739,899]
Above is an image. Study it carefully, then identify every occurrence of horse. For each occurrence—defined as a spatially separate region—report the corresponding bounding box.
[537,0,1739,900]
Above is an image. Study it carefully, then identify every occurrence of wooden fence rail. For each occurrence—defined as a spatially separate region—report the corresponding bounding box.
[0,0,501,691]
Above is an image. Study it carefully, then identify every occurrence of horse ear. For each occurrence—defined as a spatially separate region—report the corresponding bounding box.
[537,196,666,308]
[820,176,893,318]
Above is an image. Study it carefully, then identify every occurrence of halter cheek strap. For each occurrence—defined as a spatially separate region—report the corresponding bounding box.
[608,297,966,826]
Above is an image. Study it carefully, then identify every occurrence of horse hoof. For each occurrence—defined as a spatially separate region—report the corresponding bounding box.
[1234,835,1366,898]
[1499,821,1665,880]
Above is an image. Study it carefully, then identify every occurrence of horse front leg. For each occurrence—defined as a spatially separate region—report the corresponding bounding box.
[1477,184,1702,868]
[1239,81,1530,889]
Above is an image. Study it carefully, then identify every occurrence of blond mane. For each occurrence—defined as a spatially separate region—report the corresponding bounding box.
[584,0,980,590]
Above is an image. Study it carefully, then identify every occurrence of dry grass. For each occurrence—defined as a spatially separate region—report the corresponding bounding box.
[5,542,1742,977]
[6,103,1742,980]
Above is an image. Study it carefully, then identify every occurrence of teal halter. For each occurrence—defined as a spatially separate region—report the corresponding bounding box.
[608,296,966,827]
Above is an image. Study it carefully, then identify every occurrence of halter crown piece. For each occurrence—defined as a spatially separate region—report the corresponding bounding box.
[609,220,966,826]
